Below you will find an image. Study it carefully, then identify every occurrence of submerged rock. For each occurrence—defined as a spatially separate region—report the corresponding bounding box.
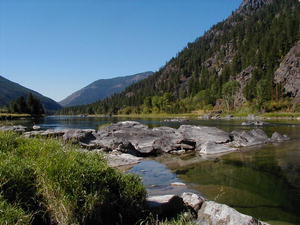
[197,201,269,225]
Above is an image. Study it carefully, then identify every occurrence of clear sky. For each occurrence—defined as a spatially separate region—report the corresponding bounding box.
[0,0,241,102]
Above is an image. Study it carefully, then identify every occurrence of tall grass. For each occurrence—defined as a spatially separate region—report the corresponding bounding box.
[0,131,146,225]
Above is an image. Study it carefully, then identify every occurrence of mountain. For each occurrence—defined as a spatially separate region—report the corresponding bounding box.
[59,0,300,115]
[59,71,153,107]
[0,75,61,112]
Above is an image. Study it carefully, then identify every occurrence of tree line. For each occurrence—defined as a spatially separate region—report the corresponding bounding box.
[8,93,45,115]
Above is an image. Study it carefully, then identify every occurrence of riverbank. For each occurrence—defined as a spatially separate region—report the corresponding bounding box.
[0,131,271,225]
[74,111,300,121]
[0,113,32,120]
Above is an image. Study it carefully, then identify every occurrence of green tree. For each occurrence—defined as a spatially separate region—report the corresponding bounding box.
[222,81,240,111]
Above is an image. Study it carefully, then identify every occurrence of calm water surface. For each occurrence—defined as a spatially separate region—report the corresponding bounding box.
[4,116,300,225]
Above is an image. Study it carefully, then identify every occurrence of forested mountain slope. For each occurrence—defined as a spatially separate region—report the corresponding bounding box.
[60,0,300,115]
[0,75,61,113]
[60,71,153,107]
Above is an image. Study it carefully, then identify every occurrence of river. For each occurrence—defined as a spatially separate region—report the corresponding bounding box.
[4,116,300,225]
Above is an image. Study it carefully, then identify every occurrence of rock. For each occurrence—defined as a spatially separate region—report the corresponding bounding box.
[241,121,268,126]
[63,129,96,144]
[105,153,142,168]
[0,125,27,132]
[199,141,237,155]
[181,192,205,212]
[21,121,290,157]
[274,41,300,105]
[224,115,234,120]
[230,129,269,147]
[32,125,41,130]
[271,132,290,142]
[146,195,186,219]
[197,201,269,225]
[170,182,186,187]
[24,129,66,138]
[178,125,231,147]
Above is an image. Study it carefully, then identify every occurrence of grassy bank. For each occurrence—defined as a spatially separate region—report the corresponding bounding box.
[0,113,32,120]
[104,111,300,120]
[0,131,147,225]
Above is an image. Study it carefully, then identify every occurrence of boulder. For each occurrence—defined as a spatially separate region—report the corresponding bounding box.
[178,125,231,147]
[197,201,269,225]
[271,132,290,142]
[146,195,186,219]
[105,153,142,168]
[230,129,269,147]
[181,192,205,212]
[199,141,237,155]
[63,129,96,144]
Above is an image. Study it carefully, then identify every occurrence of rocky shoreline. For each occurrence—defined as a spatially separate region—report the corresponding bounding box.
[146,192,269,224]
[0,121,289,224]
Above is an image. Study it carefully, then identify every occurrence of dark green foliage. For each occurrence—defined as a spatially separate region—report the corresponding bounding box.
[59,0,300,115]
[0,75,61,113]
[8,93,45,115]
[0,132,147,225]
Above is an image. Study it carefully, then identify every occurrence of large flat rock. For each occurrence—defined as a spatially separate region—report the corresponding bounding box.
[197,201,269,225]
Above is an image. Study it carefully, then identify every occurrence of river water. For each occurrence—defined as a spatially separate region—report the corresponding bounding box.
[4,116,300,225]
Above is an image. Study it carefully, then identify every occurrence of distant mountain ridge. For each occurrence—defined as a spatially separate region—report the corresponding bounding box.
[0,75,61,112]
[59,71,153,107]
[58,0,300,115]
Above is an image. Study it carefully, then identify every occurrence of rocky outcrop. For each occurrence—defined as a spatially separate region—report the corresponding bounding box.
[21,121,289,156]
[230,129,270,147]
[234,66,255,107]
[237,0,274,14]
[197,201,269,225]
[147,193,268,225]
[274,41,300,104]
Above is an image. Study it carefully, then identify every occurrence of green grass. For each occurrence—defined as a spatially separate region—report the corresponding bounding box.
[138,213,196,225]
[0,131,147,225]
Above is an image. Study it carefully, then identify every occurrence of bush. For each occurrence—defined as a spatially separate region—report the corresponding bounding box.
[0,131,147,225]
[0,195,31,225]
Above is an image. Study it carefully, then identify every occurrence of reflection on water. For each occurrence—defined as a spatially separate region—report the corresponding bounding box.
[164,134,300,224]
[2,116,300,224]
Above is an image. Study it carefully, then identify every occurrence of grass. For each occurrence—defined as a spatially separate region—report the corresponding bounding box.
[138,213,196,225]
[0,131,147,225]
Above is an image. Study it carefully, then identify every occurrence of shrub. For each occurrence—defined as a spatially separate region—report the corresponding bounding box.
[0,131,146,225]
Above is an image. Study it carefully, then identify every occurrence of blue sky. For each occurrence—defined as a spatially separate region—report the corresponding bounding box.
[0,0,241,101]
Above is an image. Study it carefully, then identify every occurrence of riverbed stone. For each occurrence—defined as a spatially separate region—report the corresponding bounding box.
[271,132,290,142]
[178,125,231,148]
[230,129,270,147]
[199,141,237,155]
[105,153,142,168]
[197,201,269,225]
[63,129,96,144]
[181,192,205,212]
[146,195,186,219]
